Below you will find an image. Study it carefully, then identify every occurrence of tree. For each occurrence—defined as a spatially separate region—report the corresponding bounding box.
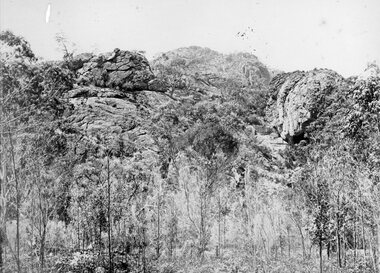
[0,30,37,272]
[349,64,380,271]
[0,30,75,272]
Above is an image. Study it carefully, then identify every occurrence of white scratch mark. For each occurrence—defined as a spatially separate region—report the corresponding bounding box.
[45,3,51,24]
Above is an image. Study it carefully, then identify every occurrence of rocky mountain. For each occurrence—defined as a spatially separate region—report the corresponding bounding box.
[62,47,276,154]
[61,46,352,176]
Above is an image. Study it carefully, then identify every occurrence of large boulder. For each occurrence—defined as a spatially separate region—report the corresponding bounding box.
[266,69,346,143]
[72,49,165,92]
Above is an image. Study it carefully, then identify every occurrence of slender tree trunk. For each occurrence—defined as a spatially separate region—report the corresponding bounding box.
[31,196,35,272]
[354,194,358,264]
[168,204,173,259]
[337,226,342,267]
[107,156,112,273]
[354,211,357,264]
[319,234,323,273]
[141,224,147,273]
[37,182,47,273]
[280,233,284,257]
[76,206,80,251]
[172,209,177,260]
[217,191,221,257]
[295,220,306,259]
[156,187,160,258]
[362,209,367,257]
[223,215,226,249]
[0,199,2,273]
[98,219,102,252]
[377,211,380,273]
[0,121,4,273]
[40,225,46,273]
[0,65,4,273]
[200,193,205,259]
[82,230,85,250]
[343,231,346,267]
[309,243,313,259]
[371,214,379,273]
[9,133,20,273]
[337,195,342,268]
[319,200,323,273]
[260,230,267,257]
[287,226,291,258]
[369,228,377,272]
[169,232,173,259]
[327,241,330,260]
[275,243,278,260]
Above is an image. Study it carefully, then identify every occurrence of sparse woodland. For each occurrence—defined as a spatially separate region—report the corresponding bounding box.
[0,31,379,273]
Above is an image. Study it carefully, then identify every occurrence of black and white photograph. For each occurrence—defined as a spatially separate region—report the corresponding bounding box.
[0,0,379,272]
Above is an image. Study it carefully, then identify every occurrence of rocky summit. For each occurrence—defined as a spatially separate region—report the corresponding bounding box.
[72,48,166,92]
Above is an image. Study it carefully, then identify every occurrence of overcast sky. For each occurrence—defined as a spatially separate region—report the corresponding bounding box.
[1,0,379,77]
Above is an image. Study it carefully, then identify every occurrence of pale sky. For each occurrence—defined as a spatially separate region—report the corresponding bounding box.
[1,0,379,77]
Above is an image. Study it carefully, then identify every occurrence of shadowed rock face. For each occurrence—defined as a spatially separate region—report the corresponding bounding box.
[266,69,346,143]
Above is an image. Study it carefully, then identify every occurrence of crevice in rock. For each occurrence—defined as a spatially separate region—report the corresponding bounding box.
[289,132,309,145]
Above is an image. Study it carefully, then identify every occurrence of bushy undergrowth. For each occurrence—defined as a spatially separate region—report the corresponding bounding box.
[153,251,374,273]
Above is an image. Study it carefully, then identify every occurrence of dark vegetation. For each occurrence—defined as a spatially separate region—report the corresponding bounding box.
[0,31,379,273]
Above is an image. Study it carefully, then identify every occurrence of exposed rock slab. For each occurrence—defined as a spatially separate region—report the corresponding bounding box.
[73,49,166,92]
[266,69,345,142]
[64,86,171,158]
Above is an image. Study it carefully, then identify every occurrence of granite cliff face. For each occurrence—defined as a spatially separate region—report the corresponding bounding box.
[266,69,346,143]
[64,50,171,157]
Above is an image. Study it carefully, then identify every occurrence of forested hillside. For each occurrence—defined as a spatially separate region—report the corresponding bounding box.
[0,31,379,273]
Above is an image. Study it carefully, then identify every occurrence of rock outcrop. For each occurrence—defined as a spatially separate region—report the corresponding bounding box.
[64,50,172,157]
[66,48,349,170]
[358,63,380,81]
[65,47,352,176]
[65,87,148,156]
[65,47,286,164]
[73,49,165,92]
[151,46,271,100]
[61,47,287,180]
[266,69,346,143]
